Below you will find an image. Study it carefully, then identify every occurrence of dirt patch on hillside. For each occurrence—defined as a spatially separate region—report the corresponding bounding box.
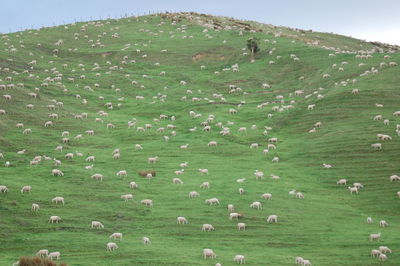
[192,52,226,62]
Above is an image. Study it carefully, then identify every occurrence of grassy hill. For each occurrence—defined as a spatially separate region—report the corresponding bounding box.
[0,12,399,265]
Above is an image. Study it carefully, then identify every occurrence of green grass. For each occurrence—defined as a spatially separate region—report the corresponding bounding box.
[0,12,399,265]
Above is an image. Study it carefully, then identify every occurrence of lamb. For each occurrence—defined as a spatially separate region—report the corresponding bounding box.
[116,170,127,177]
[113,153,120,159]
[348,186,358,194]
[177,216,188,224]
[174,169,185,175]
[367,217,373,224]
[351,89,359,94]
[296,192,304,199]
[129,181,138,189]
[307,104,315,110]
[254,170,264,180]
[148,156,159,163]
[230,212,241,220]
[0,185,9,193]
[199,168,209,175]
[227,204,235,212]
[121,194,133,201]
[250,201,262,210]
[371,143,382,150]
[48,216,62,223]
[371,249,381,258]
[48,251,61,260]
[379,220,388,227]
[267,215,278,223]
[379,246,392,254]
[91,221,104,229]
[180,162,188,168]
[295,257,304,264]
[52,197,65,205]
[205,198,220,205]
[91,173,103,181]
[322,163,332,169]
[272,157,280,163]
[379,253,387,261]
[390,175,400,182]
[268,144,276,149]
[143,237,151,245]
[20,186,32,193]
[201,223,215,232]
[250,143,258,149]
[373,115,383,121]
[237,222,246,231]
[86,156,95,162]
[23,128,32,135]
[203,248,216,259]
[261,193,272,200]
[135,144,143,151]
[31,203,40,211]
[173,178,183,184]
[189,191,200,198]
[52,169,64,176]
[107,242,119,251]
[302,260,312,266]
[233,254,245,264]
[65,153,74,159]
[110,232,123,240]
[369,232,381,241]
[36,249,49,257]
[207,141,218,147]
[336,179,347,185]
[141,199,153,207]
[263,149,269,155]
[353,182,363,189]
[393,111,400,116]
[383,119,389,125]
[238,188,245,195]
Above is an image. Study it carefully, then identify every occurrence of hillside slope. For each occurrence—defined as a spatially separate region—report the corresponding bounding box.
[0,12,400,265]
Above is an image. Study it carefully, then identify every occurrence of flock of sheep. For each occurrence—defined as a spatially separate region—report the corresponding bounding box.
[0,11,399,265]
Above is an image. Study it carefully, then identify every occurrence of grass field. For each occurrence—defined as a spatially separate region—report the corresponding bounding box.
[0,12,399,265]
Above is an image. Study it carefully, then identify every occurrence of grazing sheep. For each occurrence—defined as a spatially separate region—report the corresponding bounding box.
[322,163,332,168]
[353,183,363,189]
[227,204,235,212]
[143,236,151,245]
[379,253,387,261]
[267,215,278,223]
[254,170,264,180]
[302,260,312,266]
[250,201,262,210]
[110,232,123,240]
[337,179,347,185]
[307,104,315,110]
[237,222,246,231]
[371,249,381,258]
[36,249,49,257]
[261,193,272,200]
[268,144,276,149]
[230,213,241,220]
[91,173,103,181]
[296,192,304,199]
[233,255,245,264]
[203,248,216,259]
[208,141,218,147]
[135,144,143,150]
[272,157,279,163]
[48,251,61,260]
[86,156,95,162]
[263,149,269,155]
[141,199,153,207]
[379,220,388,227]
[48,216,62,224]
[91,221,104,229]
[129,182,138,189]
[205,198,220,205]
[390,175,400,182]
[107,242,119,251]
[199,168,209,175]
[371,143,382,150]
[351,89,359,94]
[369,232,381,241]
[52,169,64,176]
[20,186,31,193]
[31,203,40,211]
[177,216,188,224]
[374,115,383,121]
[148,156,159,163]
[367,217,373,224]
[383,119,389,125]
[121,194,133,201]
[379,246,392,254]
[189,191,200,198]
[116,170,128,177]
[348,186,358,194]
[52,197,65,205]
[173,178,183,184]
[0,185,9,193]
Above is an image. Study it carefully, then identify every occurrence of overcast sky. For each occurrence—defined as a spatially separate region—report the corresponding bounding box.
[1,0,400,44]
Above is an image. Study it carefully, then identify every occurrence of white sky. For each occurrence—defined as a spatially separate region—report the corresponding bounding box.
[1,0,399,45]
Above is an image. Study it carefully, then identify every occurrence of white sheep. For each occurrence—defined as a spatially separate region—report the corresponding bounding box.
[148,156,159,163]
[107,242,119,251]
[203,248,216,259]
[250,201,262,210]
[110,232,123,240]
[237,222,246,231]
[177,216,188,224]
[173,178,183,184]
[20,186,31,193]
[143,236,151,244]
[36,249,49,257]
[336,179,347,185]
[48,216,62,224]
[91,173,103,181]
[390,175,400,182]
[371,143,382,150]
[267,215,278,223]
[31,203,40,211]
[379,246,392,253]
[141,199,153,207]
[205,198,220,205]
[230,212,241,220]
[189,191,200,198]
[296,192,304,199]
[379,220,388,227]
[52,197,65,205]
[0,185,9,193]
[371,249,381,258]
[199,168,209,175]
[207,141,218,147]
[369,232,381,241]
[91,221,104,229]
[52,169,64,176]
[116,170,128,177]
[129,182,138,189]
[348,186,358,194]
[135,144,143,150]
[48,251,61,260]
[272,157,279,163]
[121,194,133,201]
[379,253,387,261]
[367,217,373,224]
[233,254,245,264]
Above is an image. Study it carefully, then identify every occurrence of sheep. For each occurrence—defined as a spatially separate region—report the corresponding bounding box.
[351,89,359,94]
[91,221,104,229]
[397,191,400,198]
[302,260,312,266]
[322,163,332,169]
[367,217,373,224]
[148,156,159,163]
[116,170,128,177]
[296,192,304,199]
[20,185,32,193]
[189,191,200,198]
[237,222,246,231]
[393,111,400,117]
[177,216,188,224]
[254,170,264,180]
[289,189,297,195]
[86,156,95,162]
[199,168,209,175]
[121,194,133,201]
[31,203,40,211]
[48,251,61,260]
[48,216,62,223]
[141,199,153,207]
[250,143,259,149]
[390,175,400,182]
[0,185,9,193]
[203,248,216,259]
[110,232,123,240]
[23,128,32,135]
[272,157,280,163]
[371,143,382,150]
[207,141,218,147]
[135,144,143,150]
[353,183,363,189]
[36,249,49,257]
[91,173,103,181]
[85,164,93,170]
[238,188,245,195]
[227,204,235,212]
[230,212,241,220]
[250,201,262,210]
[307,104,315,110]
[172,178,183,184]
[371,249,381,258]
[268,144,276,149]
[180,162,188,168]
[379,220,388,227]
[383,119,389,125]
[379,253,387,261]
[65,153,74,159]
[263,149,269,155]
[267,215,278,223]
[268,137,278,143]
[113,153,120,159]
[52,196,65,205]
[107,242,119,251]
[129,182,138,189]
[205,198,220,205]
[348,186,358,194]
[295,257,304,265]
[233,254,245,264]
[369,232,381,241]
[379,246,392,254]
[229,108,237,114]
[200,223,216,232]
[142,236,151,245]
[174,169,185,175]
[337,179,347,185]
[52,169,64,176]
[373,115,383,121]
